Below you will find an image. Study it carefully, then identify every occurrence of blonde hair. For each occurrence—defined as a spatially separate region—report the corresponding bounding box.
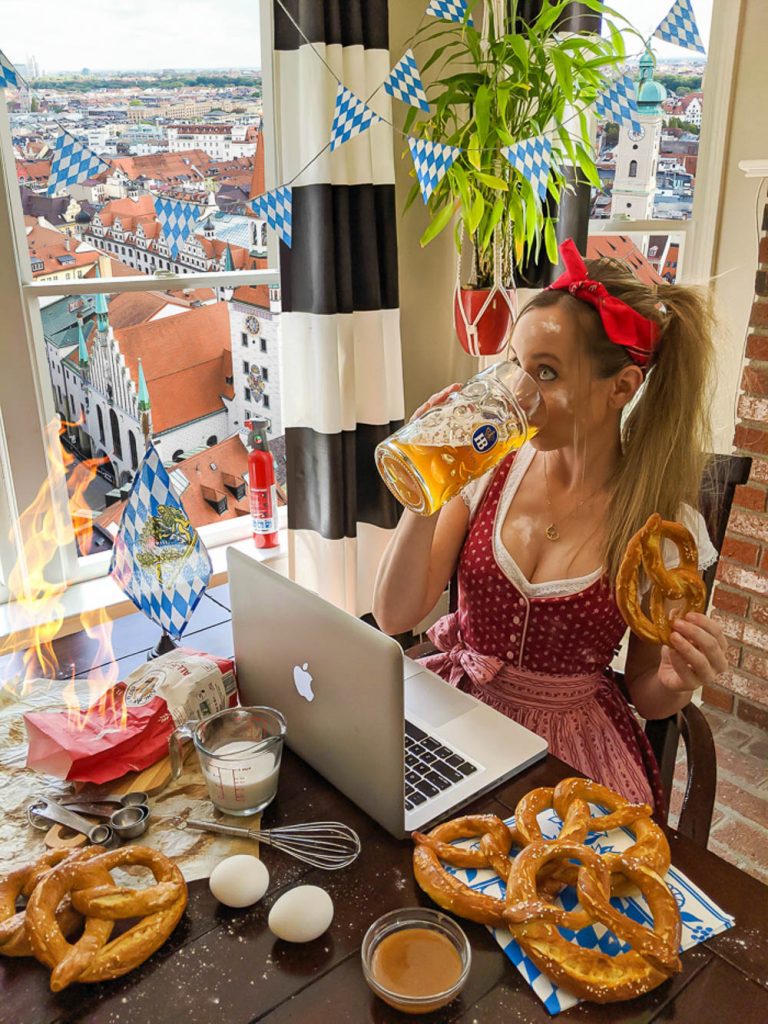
[523,260,715,582]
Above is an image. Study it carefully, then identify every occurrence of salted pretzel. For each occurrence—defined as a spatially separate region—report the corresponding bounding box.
[412,778,681,1003]
[0,850,82,958]
[2,845,187,991]
[616,512,706,645]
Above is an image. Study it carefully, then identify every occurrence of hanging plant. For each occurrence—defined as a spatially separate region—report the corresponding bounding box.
[403,0,642,352]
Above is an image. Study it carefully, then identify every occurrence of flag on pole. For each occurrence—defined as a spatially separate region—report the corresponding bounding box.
[330,84,383,151]
[653,0,706,55]
[426,0,474,28]
[502,136,553,202]
[154,197,204,260]
[250,186,293,247]
[408,137,461,203]
[595,76,642,135]
[383,49,430,112]
[110,443,211,640]
[0,49,20,88]
[47,132,110,196]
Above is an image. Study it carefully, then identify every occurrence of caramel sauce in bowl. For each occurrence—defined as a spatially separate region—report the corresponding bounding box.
[361,909,471,1015]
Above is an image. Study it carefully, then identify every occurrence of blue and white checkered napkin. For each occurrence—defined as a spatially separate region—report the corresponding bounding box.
[447,806,734,1015]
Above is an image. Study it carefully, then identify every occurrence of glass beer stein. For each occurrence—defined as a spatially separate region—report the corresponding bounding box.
[375,361,545,516]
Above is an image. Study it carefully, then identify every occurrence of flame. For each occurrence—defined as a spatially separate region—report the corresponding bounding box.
[0,417,125,729]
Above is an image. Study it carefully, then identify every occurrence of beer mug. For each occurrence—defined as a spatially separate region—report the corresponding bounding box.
[375,361,545,516]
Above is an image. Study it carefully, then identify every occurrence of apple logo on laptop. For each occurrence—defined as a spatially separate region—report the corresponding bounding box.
[293,662,315,702]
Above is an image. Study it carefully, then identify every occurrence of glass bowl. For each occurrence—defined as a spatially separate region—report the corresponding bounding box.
[361,908,472,1015]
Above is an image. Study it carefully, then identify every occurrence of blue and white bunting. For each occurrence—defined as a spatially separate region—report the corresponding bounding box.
[426,0,474,28]
[153,197,203,260]
[502,136,552,202]
[384,49,430,113]
[47,132,110,197]
[408,137,461,203]
[595,76,641,135]
[250,186,293,248]
[653,0,706,55]
[330,84,383,151]
[110,443,212,640]
[0,49,19,89]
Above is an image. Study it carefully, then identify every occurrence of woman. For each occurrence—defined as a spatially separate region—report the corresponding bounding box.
[373,239,728,814]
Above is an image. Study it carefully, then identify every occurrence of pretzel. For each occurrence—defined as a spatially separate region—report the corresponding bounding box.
[3,845,187,991]
[0,850,82,958]
[412,777,681,1003]
[616,512,706,645]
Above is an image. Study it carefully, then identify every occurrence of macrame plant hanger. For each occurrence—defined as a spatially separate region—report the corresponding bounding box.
[453,0,518,358]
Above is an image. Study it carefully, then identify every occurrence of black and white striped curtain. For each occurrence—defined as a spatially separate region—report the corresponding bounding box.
[273,0,404,616]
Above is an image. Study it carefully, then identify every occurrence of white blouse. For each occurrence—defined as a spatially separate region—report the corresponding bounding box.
[461,442,719,600]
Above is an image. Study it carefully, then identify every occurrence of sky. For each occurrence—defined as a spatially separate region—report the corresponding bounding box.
[2,0,263,73]
[2,0,711,74]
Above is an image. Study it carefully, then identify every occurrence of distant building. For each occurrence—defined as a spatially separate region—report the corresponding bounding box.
[26,221,108,282]
[663,92,703,128]
[166,123,259,161]
[19,185,80,231]
[611,50,667,220]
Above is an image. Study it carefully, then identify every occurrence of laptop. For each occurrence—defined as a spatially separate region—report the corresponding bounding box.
[227,548,548,838]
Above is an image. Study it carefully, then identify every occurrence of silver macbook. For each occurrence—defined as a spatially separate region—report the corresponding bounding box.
[227,548,548,838]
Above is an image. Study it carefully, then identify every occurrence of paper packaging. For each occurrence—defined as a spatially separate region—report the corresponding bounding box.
[24,649,238,784]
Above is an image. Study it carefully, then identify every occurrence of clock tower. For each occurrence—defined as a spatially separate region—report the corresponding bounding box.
[610,49,667,220]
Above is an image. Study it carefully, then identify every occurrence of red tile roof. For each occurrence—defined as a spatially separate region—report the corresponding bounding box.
[586,235,663,286]
[107,291,174,329]
[16,159,51,183]
[27,223,100,278]
[110,150,214,183]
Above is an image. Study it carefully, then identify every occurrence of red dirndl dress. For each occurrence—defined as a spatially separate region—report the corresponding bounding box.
[421,449,666,816]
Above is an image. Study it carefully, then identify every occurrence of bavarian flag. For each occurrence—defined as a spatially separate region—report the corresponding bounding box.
[110,443,211,639]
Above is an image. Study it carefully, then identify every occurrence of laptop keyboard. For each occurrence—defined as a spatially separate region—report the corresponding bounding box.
[404,721,478,810]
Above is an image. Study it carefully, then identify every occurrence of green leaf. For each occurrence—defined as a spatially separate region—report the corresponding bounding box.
[468,190,485,234]
[479,197,505,252]
[507,34,528,72]
[467,132,481,171]
[450,162,472,213]
[402,106,418,136]
[474,84,491,145]
[544,218,558,265]
[420,201,457,247]
[403,180,422,215]
[474,171,508,191]
[575,143,601,189]
[550,49,574,104]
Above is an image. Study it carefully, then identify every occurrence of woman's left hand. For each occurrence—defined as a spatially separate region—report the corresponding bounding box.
[658,611,729,693]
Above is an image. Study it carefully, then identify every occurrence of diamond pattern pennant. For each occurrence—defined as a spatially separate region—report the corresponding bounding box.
[47,132,110,196]
[502,136,553,202]
[249,186,293,248]
[154,197,204,260]
[426,0,474,28]
[595,76,642,135]
[330,84,383,151]
[110,443,211,640]
[408,137,461,203]
[0,50,19,88]
[384,49,430,112]
[653,0,706,55]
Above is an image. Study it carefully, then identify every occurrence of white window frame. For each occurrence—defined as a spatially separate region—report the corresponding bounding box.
[0,0,281,606]
[589,0,743,285]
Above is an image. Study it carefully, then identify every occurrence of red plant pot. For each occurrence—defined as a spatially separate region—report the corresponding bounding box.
[453,287,514,356]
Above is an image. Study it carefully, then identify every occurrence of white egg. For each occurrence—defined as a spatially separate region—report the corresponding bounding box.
[209,855,270,908]
[268,885,334,943]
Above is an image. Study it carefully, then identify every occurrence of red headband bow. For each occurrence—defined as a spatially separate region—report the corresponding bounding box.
[547,238,661,367]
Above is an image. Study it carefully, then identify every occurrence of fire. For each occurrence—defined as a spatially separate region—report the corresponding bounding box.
[0,417,124,729]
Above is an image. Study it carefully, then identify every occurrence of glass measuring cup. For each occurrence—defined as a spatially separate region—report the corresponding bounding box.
[192,707,286,816]
[375,361,545,516]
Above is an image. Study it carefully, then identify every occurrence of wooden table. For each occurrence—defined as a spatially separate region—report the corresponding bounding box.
[1,589,766,1024]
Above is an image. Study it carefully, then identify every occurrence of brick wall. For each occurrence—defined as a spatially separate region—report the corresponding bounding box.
[707,204,768,732]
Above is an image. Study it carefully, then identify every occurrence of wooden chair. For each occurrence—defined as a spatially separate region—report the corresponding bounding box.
[404,453,752,848]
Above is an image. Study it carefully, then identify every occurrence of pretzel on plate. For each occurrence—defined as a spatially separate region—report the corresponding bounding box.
[412,777,682,1003]
[1,845,187,991]
[616,512,706,645]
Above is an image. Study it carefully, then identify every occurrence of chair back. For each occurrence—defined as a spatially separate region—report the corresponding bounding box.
[698,453,753,601]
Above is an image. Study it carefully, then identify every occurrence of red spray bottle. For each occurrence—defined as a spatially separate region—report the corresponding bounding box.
[246,418,279,549]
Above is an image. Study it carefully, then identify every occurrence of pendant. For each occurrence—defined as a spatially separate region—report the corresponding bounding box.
[545,523,560,541]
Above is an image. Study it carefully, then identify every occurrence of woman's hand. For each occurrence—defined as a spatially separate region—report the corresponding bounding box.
[409,383,462,423]
[657,611,729,694]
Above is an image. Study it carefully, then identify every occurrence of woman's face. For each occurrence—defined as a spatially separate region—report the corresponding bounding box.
[509,302,622,452]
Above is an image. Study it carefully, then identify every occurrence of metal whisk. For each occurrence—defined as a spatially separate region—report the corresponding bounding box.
[187,818,361,870]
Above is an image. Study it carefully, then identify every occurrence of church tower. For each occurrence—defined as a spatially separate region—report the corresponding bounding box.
[610,49,667,220]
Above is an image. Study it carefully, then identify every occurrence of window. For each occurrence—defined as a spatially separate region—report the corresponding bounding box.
[262,366,269,382]
[243,361,250,374]
[260,337,267,353]
[589,0,739,285]
[207,435,218,446]
[0,2,282,601]
[263,394,270,410]
[244,386,251,402]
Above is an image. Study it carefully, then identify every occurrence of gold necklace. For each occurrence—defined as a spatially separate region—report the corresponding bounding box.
[542,453,604,541]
